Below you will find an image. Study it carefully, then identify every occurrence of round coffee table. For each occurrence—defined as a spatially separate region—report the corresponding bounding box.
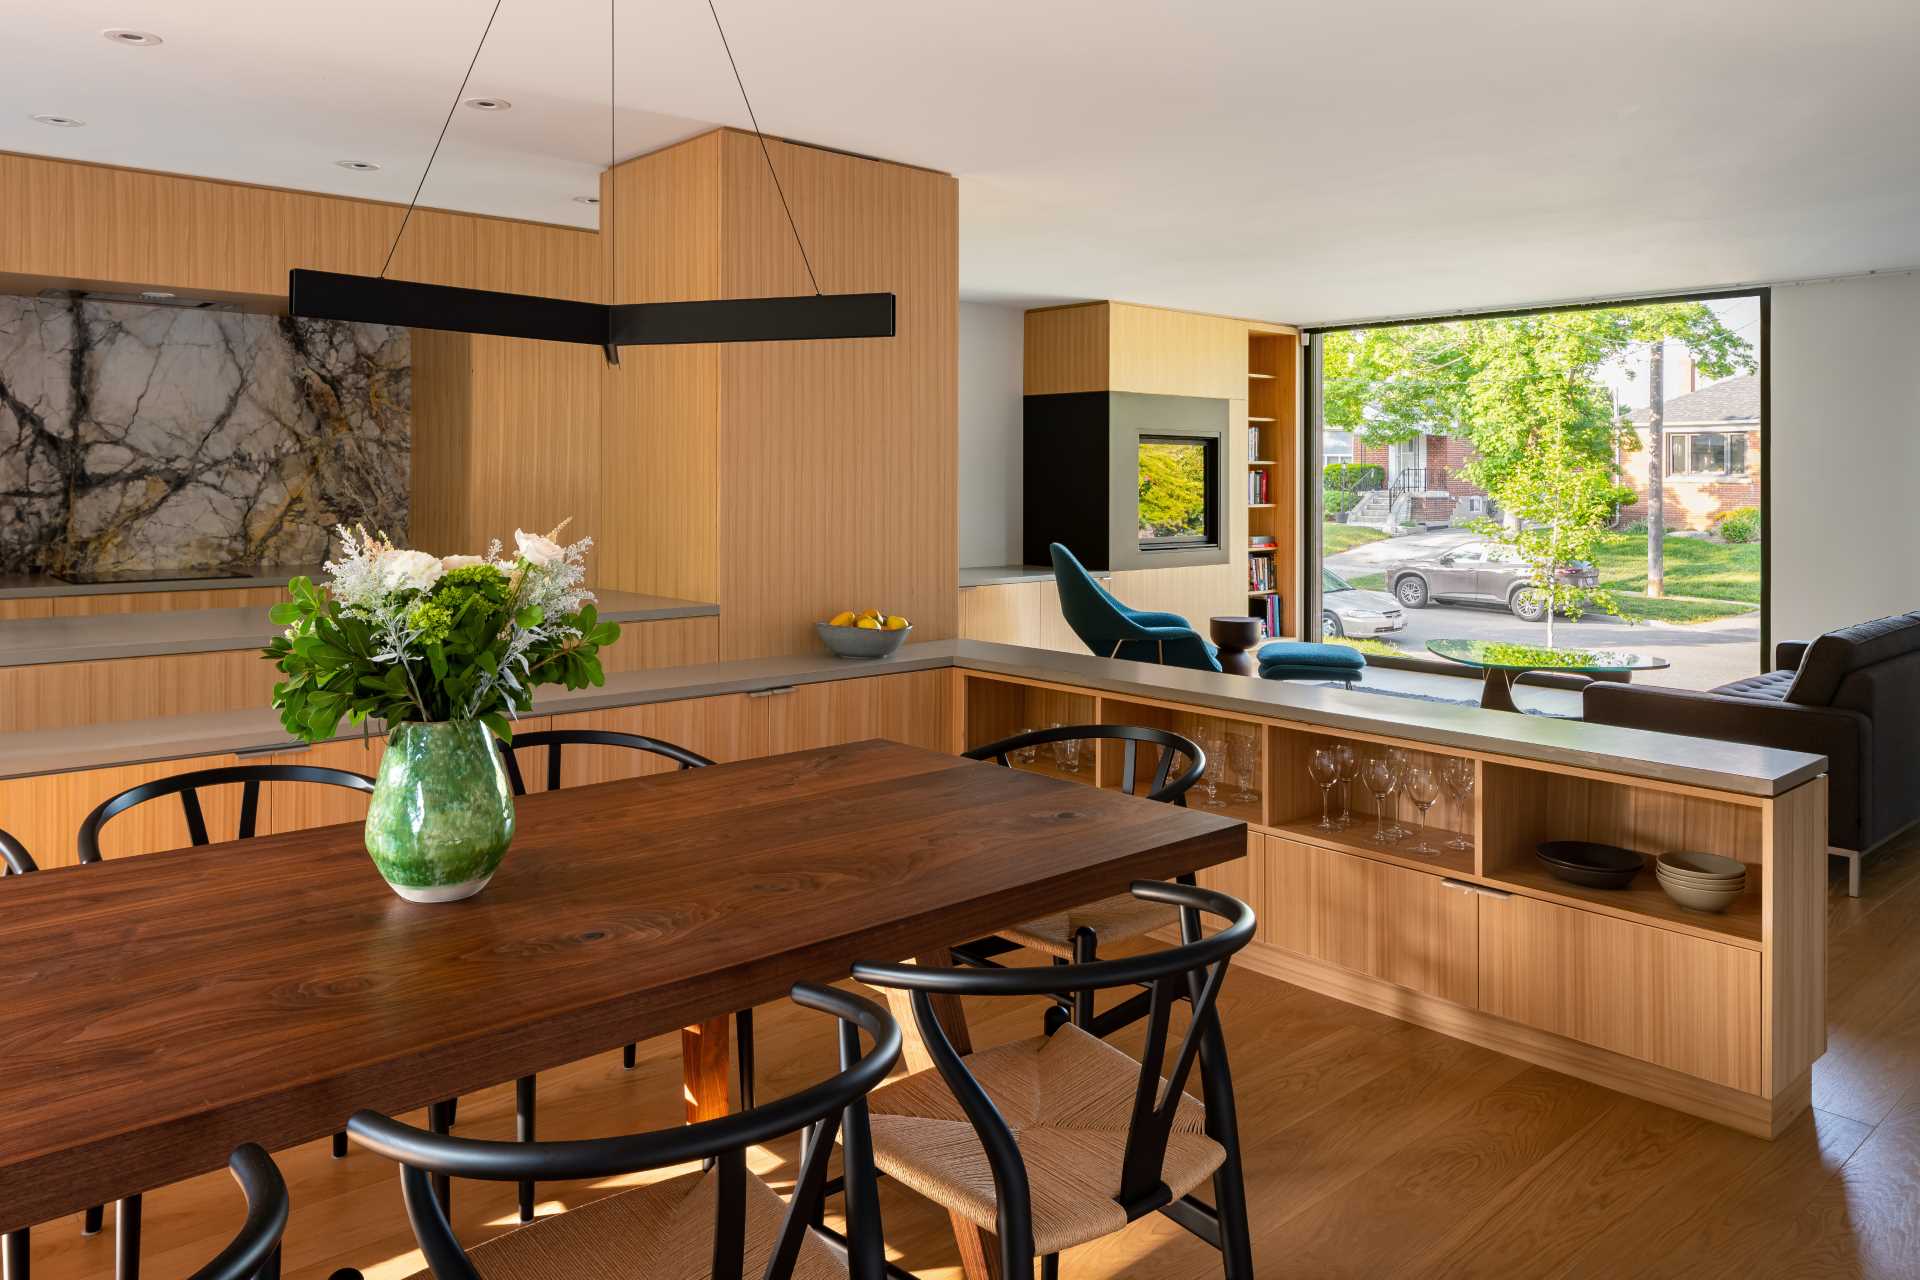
[1209,615,1264,676]
[1427,638,1670,712]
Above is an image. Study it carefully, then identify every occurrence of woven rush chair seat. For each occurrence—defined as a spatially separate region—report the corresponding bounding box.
[397,1168,845,1280]
[1002,893,1179,960]
[867,1023,1225,1257]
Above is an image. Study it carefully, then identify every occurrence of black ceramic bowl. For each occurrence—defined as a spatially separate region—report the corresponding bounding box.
[1536,840,1646,890]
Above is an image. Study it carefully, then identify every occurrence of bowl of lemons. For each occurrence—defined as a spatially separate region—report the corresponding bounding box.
[817,608,912,658]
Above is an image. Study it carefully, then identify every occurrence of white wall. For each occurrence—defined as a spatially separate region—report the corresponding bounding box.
[1771,272,1920,644]
[958,302,1027,566]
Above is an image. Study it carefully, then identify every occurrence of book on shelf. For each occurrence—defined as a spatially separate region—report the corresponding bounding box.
[1247,555,1277,593]
[1246,468,1269,504]
[1248,427,1261,458]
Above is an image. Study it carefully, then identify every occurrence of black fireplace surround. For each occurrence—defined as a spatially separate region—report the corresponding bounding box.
[1022,391,1230,572]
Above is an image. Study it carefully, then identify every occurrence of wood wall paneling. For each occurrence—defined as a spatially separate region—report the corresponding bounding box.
[1023,303,1110,395]
[595,616,721,673]
[716,132,958,660]
[0,754,242,868]
[596,133,723,604]
[0,651,283,734]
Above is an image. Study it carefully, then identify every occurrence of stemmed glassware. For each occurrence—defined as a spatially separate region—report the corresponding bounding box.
[1382,748,1412,839]
[1404,765,1441,855]
[1441,757,1476,850]
[1333,743,1359,828]
[1199,729,1226,808]
[1362,755,1399,844]
[1228,726,1258,805]
[1307,747,1340,830]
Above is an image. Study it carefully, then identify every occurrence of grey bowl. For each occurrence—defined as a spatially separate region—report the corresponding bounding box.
[817,621,912,659]
[1656,851,1747,881]
[1655,870,1745,913]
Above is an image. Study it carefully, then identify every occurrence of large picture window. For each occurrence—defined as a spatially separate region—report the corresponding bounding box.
[1305,291,1766,691]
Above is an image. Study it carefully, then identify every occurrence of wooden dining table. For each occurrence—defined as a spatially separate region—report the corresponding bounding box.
[0,737,1245,1248]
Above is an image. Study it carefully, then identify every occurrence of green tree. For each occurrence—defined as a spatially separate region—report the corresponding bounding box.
[1138,442,1208,538]
[1320,304,1753,498]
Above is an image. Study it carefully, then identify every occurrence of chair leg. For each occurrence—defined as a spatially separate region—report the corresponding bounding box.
[735,1007,756,1111]
[1042,1254,1060,1280]
[1071,929,1098,1029]
[4,1227,28,1280]
[515,1075,537,1222]
[428,1101,455,1218]
[331,1131,347,1159]
[1198,1027,1253,1280]
[258,1245,282,1280]
[114,1196,141,1280]
[82,1206,102,1237]
[622,1042,637,1070]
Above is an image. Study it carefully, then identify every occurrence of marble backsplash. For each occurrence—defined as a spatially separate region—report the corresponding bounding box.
[0,294,409,576]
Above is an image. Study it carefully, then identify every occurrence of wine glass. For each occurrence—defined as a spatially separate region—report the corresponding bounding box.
[1333,743,1359,828]
[1048,724,1082,775]
[1307,747,1340,830]
[1228,726,1258,804]
[1441,757,1476,850]
[1199,729,1226,808]
[1013,727,1039,766]
[1382,748,1412,839]
[1404,765,1442,855]
[1362,755,1399,844]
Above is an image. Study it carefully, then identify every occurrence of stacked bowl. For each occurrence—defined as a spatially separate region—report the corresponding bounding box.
[1655,851,1747,913]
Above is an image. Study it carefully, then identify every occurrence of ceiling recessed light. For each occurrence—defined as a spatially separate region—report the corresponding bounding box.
[30,114,85,128]
[463,97,512,111]
[572,195,601,205]
[101,28,163,46]
[335,160,382,172]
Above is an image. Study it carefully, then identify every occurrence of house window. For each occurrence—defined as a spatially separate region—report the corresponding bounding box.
[1666,431,1749,477]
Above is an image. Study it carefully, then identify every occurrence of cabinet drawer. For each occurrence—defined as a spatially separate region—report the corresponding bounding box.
[1478,890,1761,1093]
[1259,834,1478,1005]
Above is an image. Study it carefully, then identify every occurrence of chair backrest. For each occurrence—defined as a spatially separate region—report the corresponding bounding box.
[1787,610,1920,708]
[0,828,35,875]
[853,882,1254,1278]
[966,724,1205,805]
[189,1144,290,1280]
[346,983,901,1280]
[495,728,715,796]
[77,764,376,863]
[1049,542,1133,655]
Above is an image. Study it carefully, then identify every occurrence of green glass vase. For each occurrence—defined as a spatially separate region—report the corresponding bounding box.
[364,720,515,902]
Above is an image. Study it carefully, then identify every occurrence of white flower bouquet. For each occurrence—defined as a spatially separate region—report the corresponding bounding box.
[264,522,620,742]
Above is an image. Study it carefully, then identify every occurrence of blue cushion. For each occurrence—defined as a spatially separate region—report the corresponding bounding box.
[1256,641,1366,673]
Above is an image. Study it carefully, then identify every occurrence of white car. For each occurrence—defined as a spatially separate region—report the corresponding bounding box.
[1321,568,1406,638]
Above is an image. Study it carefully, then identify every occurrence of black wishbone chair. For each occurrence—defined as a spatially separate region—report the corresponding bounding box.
[855,882,1255,1280]
[331,983,900,1280]
[495,728,761,1224]
[1,829,35,1280]
[954,725,1207,1039]
[74,763,375,1278]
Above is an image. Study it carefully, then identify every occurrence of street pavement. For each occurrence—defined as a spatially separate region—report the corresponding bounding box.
[1325,529,1763,689]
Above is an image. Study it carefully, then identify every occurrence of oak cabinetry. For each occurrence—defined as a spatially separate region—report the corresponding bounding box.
[0,755,243,867]
[1478,888,1762,1094]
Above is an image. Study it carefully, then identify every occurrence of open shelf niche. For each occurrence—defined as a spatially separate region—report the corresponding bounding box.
[1246,329,1295,636]
[1094,696,1266,827]
[1478,762,1765,946]
[961,675,1099,787]
[1264,724,1477,877]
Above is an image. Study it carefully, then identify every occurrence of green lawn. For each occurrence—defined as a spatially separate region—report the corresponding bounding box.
[1609,592,1755,625]
[1589,533,1759,604]
[1344,571,1387,592]
[1323,523,1390,556]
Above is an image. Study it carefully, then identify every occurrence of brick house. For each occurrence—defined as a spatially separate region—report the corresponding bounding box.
[1339,430,1488,524]
[1617,374,1760,530]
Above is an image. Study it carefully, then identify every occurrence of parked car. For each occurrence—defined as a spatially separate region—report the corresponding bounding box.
[1321,568,1405,638]
[1385,539,1597,622]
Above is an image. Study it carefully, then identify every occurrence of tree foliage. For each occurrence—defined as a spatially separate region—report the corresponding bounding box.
[1138,441,1209,538]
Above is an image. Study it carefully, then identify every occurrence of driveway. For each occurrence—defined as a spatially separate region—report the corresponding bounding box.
[1326,530,1763,689]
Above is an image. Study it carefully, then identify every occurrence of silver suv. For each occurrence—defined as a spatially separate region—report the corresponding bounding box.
[1386,540,1598,622]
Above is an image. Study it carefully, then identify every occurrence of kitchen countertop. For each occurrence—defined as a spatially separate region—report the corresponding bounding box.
[0,566,326,599]
[0,591,717,668]
[0,639,1825,796]
[960,565,1102,587]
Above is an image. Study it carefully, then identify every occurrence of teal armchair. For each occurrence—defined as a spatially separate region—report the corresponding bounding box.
[1049,543,1223,672]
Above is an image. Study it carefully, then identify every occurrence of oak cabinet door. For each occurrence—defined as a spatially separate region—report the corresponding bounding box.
[1256,835,1478,1005]
[1478,890,1762,1093]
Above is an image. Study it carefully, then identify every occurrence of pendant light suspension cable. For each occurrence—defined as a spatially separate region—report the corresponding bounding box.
[381,0,506,278]
[707,0,821,295]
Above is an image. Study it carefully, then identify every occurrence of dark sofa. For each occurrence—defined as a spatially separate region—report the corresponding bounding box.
[1583,611,1920,896]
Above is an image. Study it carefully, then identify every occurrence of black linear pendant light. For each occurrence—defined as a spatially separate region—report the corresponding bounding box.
[289,0,894,363]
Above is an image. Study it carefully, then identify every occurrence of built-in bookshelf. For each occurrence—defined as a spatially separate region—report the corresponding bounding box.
[1247,328,1297,639]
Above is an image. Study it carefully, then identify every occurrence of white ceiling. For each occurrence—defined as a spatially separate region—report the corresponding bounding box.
[6,0,1919,325]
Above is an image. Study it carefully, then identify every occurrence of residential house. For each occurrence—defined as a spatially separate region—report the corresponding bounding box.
[1618,373,1760,529]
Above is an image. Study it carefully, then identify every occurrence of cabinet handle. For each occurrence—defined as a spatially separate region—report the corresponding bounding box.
[1441,877,1512,901]
[749,686,797,699]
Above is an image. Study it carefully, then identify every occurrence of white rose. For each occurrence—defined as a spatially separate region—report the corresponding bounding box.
[378,549,444,594]
[440,554,486,570]
[514,528,565,569]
